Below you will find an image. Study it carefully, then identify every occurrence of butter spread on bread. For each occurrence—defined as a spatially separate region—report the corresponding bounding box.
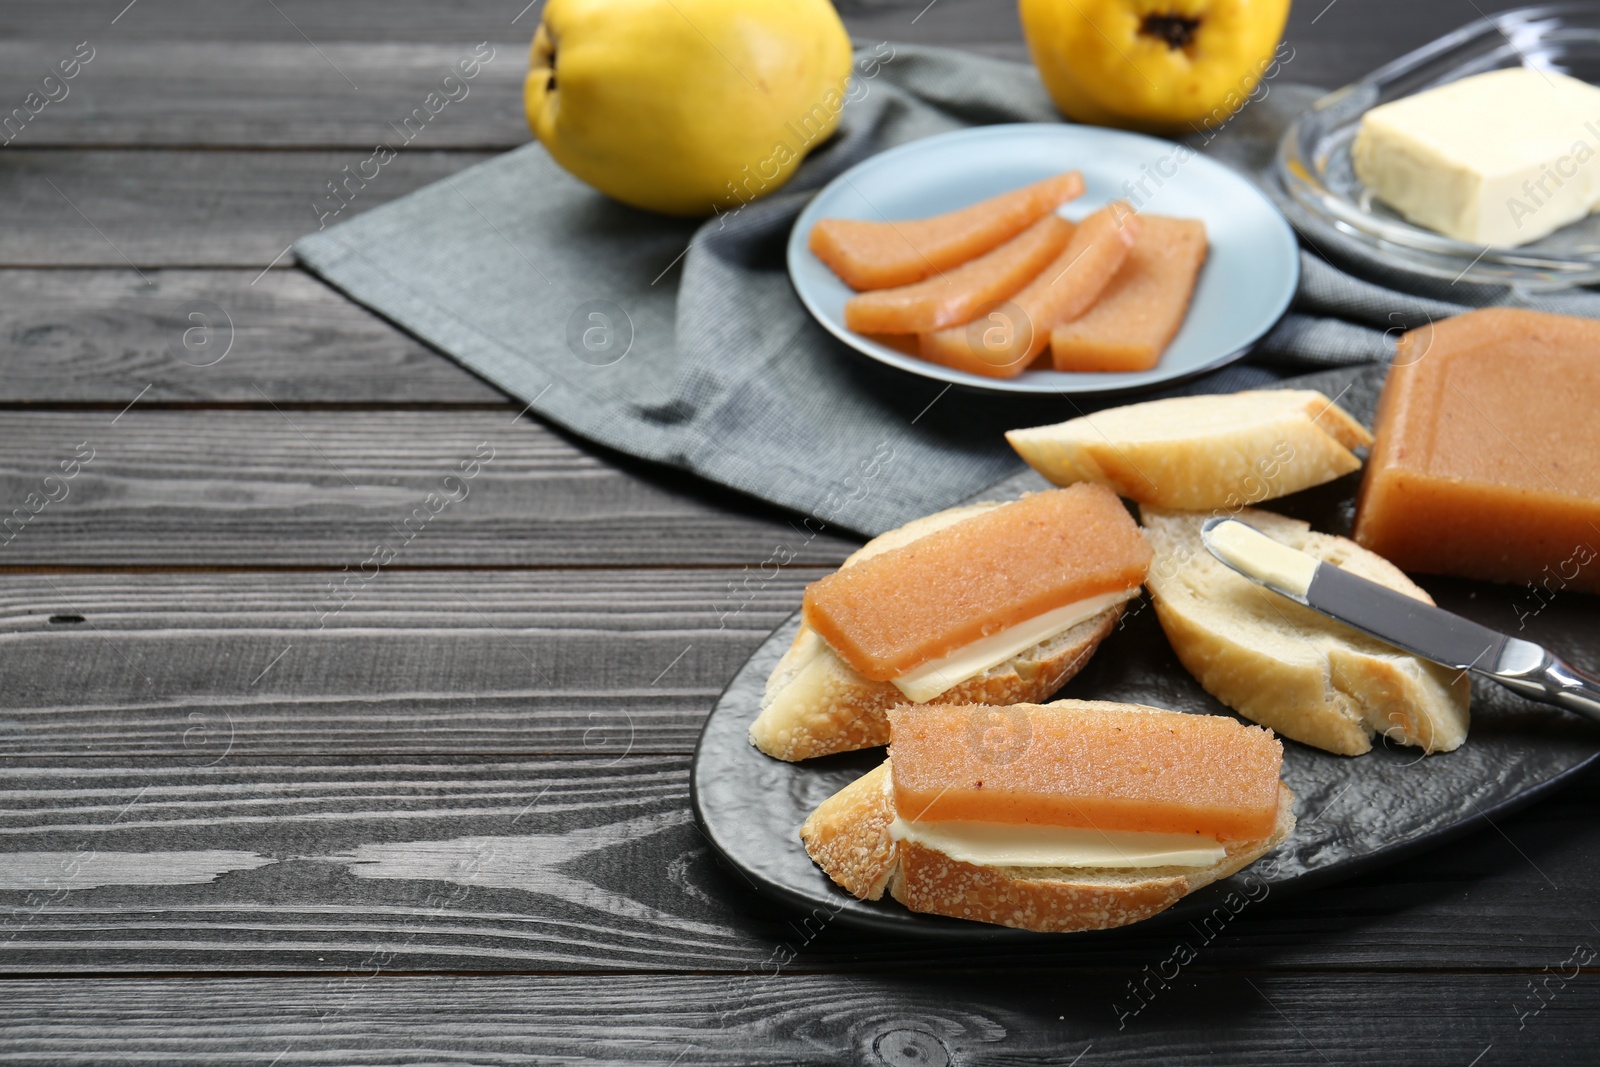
[888,819,1227,869]
[890,588,1134,703]
[1142,506,1469,757]
[1205,517,1318,597]
[804,485,1148,681]
[751,487,1150,762]
[801,700,1294,932]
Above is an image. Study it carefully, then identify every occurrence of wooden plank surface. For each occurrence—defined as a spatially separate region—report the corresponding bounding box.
[0,42,530,149]
[0,150,494,269]
[0,570,803,758]
[1,752,1597,975]
[4,0,1596,1061]
[0,972,1590,1065]
[0,8,1458,276]
[6,0,1012,47]
[0,410,857,566]
[0,565,1596,976]
[0,0,1465,90]
[0,270,505,405]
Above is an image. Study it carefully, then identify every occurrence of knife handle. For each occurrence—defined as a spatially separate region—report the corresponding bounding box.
[1492,649,1600,724]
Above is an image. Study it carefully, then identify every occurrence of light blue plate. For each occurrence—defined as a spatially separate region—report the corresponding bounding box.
[787,123,1299,395]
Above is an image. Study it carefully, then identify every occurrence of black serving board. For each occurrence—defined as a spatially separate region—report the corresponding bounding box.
[690,365,1600,937]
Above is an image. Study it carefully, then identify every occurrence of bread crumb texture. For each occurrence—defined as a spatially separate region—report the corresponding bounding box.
[1006,389,1372,509]
[1141,505,1469,756]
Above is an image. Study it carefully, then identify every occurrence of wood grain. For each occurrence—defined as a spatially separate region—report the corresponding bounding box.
[0,410,858,566]
[0,14,1454,272]
[1278,0,1461,89]
[0,570,805,758]
[0,150,493,269]
[0,42,530,149]
[2,0,1460,99]
[5,0,1014,47]
[0,269,505,404]
[1,752,1598,975]
[0,2,1585,1059]
[0,972,1590,1065]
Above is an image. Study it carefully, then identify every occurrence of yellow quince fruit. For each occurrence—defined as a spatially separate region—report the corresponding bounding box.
[1019,0,1292,133]
[526,0,853,216]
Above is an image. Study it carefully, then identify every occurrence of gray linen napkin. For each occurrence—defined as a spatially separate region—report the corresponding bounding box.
[294,44,1597,538]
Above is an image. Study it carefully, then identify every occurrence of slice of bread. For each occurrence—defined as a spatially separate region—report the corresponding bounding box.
[1005,390,1374,510]
[799,761,900,899]
[888,786,1293,932]
[749,503,1125,761]
[799,703,1296,933]
[1141,506,1470,756]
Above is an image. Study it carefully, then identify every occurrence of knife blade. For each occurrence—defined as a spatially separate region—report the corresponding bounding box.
[1199,516,1600,723]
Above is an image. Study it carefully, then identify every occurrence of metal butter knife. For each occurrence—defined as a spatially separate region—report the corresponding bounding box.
[1200,516,1600,724]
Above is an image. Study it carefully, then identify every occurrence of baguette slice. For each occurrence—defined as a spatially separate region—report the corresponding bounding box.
[1141,506,1470,756]
[749,502,1126,761]
[1006,390,1374,510]
[800,701,1296,933]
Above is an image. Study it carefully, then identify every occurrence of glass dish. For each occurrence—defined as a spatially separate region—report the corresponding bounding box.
[1278,3,1600,289]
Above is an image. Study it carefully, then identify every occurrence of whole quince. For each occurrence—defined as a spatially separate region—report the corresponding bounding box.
[526,0,853,216]
[1019,0,1291,133]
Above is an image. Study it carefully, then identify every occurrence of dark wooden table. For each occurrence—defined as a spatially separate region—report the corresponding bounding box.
[2,2,1595,1063]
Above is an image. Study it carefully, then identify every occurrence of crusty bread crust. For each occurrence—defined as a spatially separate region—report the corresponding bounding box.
[800,735,1296,932]
[1141,506,1470,756]
[798,762,898,900]
[890,839,1188,931]
[751,609,1121,761]
[887,782,1294,932]
[1006,389,1373,510]
[750,499,1125,762]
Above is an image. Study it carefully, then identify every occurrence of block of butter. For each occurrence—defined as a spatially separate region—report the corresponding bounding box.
[1351,67,1600,247]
